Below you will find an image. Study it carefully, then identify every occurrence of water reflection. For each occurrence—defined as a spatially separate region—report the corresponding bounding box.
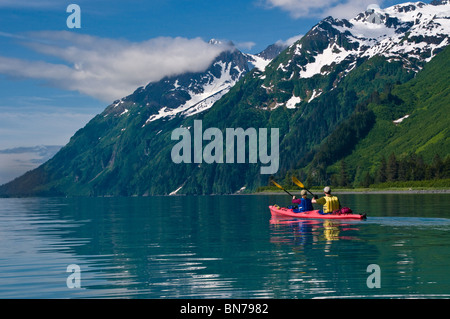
[1,194,450,299]
[267,216,373,298]
[269,217,362,245]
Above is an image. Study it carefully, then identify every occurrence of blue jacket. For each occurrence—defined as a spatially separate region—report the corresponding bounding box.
[292,197,314,212]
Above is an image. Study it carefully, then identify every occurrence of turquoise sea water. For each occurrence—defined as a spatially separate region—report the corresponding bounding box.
[0,193,450,299]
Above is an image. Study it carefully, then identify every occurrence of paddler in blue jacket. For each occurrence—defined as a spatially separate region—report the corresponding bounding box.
[292,190,314,212]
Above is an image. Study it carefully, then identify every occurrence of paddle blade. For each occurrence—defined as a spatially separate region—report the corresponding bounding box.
[292,176,304,188]
[271,180,283,190]
[271,180,293,197]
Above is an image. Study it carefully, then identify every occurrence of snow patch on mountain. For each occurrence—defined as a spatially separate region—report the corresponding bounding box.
[246,54,272,71]
[145,61,246,123]
[119,108,129,116]
[308,89,323,102]
[299,43,353,78]
[393,114,410,124]
[286,95,301,108]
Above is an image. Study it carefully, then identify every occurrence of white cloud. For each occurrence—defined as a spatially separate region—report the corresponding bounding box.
[0,31,231,102]
[326,0,384,19]
[236,41,257,51]
[277,34,303,46]
[262,0,384,19]
[0,0,61,8]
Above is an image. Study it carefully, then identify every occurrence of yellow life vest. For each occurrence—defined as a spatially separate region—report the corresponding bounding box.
[317,196,340,213]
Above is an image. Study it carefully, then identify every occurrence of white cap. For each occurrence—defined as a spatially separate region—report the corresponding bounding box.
[324,186,331,194]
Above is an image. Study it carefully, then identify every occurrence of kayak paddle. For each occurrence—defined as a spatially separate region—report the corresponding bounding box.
[271,180,294,197]
[292,176,315,197]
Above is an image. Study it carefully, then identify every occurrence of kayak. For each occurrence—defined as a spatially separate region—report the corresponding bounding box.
[269,205,366,220]
[269,205,367,220]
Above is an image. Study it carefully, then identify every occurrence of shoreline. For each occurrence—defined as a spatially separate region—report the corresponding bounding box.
[252,189,450,195]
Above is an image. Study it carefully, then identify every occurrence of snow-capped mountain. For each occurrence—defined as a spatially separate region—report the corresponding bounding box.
[341,1,449,67]
[103,40,275,124]
[266,0,449,108]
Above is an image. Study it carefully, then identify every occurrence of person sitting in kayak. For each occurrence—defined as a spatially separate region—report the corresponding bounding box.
[312,186,340,214]
[292,190,314,212]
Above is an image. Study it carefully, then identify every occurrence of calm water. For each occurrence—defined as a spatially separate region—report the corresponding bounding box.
[1,193,450,299]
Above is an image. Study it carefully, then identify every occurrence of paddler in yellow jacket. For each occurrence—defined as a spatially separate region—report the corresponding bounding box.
[312,186,340,214]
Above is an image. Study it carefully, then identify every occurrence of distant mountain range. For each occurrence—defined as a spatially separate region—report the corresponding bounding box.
[0,145,62,186]
[1,0,449,197]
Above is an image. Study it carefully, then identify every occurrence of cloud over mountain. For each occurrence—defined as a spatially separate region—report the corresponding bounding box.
[262,0,384,18]
[0,31,231,102]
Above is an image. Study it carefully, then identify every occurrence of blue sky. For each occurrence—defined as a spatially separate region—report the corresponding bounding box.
[0,0,410,183]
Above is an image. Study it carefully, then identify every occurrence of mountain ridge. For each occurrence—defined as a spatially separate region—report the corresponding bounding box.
[1,0,449,197]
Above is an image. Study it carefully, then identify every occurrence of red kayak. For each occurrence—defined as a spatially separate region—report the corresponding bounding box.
[269,205,366,220]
